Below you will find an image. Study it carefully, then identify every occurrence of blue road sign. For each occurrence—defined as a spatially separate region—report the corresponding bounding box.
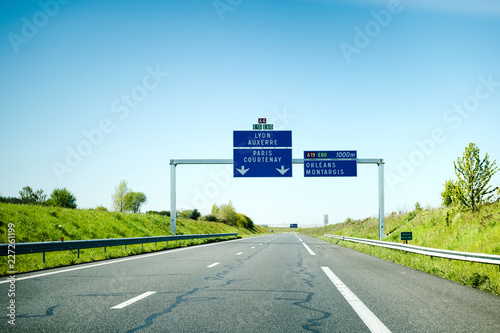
[234,148,292,177]
[290,223,298,228]
[233,131,292,148]
[304,150,357,177]
[304,160,357,177]
[233,130,292,178]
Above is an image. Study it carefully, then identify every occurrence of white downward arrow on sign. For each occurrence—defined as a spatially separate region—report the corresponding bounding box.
[236,166,250,175]
[276,165,290,175]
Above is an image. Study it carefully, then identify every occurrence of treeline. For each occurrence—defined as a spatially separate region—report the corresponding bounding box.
[0,186,77,209]
[1,180,149,213]
[147,201,255,230]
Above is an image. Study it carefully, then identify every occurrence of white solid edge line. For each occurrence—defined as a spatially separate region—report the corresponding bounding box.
[321,267,391,333]
[302,242,316,256]
[236,252,243,255]
[0,235,270,284]
[207,262,220,268]
[111,291,156,309]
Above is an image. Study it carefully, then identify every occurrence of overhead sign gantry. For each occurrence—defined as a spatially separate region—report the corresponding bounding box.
[170,118,385,240]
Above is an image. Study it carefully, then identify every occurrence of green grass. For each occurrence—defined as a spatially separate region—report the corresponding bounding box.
[297,201,500,296]
[0,203,267,275]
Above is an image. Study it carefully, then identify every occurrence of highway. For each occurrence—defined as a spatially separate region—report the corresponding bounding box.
[1,234,499,332]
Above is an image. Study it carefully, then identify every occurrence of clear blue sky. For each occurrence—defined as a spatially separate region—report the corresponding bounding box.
[1,0,499,227]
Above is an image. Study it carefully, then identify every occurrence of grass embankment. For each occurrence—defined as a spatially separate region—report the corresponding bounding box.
[299,202,500,296]
[0,203,266,275]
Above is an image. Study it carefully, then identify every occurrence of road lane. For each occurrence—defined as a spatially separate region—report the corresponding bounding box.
[301,234,500,333]
[1,234,499,332]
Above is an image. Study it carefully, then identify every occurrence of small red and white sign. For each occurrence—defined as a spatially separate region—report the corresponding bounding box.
[258,118,267,124]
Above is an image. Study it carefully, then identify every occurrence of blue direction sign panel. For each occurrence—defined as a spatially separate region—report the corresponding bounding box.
[234,131,292,148]
[234,148,292,177]
[233,130,292,177]
[304,150,357,177]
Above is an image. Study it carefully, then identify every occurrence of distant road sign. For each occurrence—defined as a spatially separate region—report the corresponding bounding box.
[290,223,298,228]
[401,232,413,241]
[234,130,292,178]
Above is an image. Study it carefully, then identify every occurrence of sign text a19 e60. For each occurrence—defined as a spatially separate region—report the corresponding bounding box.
[304,150,357,177]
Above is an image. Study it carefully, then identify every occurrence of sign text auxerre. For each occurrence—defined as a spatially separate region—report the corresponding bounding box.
[246,132,278,147]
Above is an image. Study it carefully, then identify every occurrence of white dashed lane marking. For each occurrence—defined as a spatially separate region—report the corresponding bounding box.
[111,291,156,309]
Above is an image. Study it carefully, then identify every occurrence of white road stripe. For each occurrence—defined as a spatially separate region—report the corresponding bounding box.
[251,247,255,249]
[236,252,243,255]
[111,291,156,309]
[207,262,220,268]
[302,242,316,256]
[321,267,391,333]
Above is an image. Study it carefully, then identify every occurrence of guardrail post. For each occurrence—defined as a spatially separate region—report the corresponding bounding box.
[42,252,45,263]
[77,249,80,259]
[104,247,106,254]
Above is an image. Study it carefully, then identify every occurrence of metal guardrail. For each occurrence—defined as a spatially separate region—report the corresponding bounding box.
[324,234,500,267]
[0,233,238,257]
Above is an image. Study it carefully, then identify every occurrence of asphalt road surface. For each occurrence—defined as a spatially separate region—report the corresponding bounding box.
[1,234,499,332]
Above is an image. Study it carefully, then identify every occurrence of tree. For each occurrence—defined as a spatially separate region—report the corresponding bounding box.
[202,214,218,222]
[441,179,457,207]
[47,188,77,209]
[453,143,498,212]
[179,209,193,219]
[211,203,219,215]
[124,191,147,213]
[19,186,46,205]
[241,214,254,229]
[112,180,130,212]
[190,208,201,220]
[217,201,237,226]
